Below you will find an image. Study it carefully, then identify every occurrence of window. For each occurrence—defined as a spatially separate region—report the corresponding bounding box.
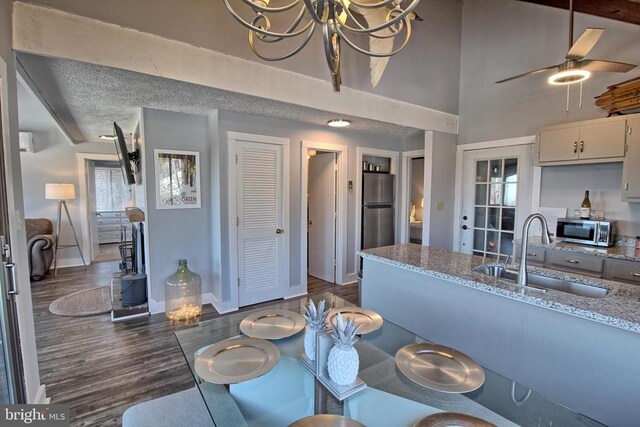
[95,167,132,212]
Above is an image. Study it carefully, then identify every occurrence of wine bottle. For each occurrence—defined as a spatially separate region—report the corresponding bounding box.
[580,190,591,219]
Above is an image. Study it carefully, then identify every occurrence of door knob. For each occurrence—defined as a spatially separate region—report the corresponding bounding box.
[276,228,284,234]
[461,225,468,230]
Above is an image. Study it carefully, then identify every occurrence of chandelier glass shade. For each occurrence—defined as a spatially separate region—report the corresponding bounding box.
[223,0,421,91]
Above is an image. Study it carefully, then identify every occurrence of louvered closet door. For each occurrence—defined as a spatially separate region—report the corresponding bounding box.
[237,141,285,307]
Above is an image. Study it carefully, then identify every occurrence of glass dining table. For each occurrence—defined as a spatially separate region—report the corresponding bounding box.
[174,292,602,427]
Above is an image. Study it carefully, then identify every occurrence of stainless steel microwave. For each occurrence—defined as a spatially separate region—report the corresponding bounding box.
[555,218,616,247]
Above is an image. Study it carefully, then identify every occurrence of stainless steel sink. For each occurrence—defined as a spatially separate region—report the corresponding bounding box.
[473,265,609,298]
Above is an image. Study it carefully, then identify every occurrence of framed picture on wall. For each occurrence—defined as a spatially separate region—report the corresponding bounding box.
[154,149,201,209]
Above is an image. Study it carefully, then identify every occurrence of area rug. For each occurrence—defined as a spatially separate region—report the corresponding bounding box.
[49,286,112,317]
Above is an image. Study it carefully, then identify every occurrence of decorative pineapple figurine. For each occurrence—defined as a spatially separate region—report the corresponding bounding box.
[302,299,330,361]
[327,313,362,386]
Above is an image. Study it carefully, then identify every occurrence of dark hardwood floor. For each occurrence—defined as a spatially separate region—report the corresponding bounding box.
[31,263,358,426]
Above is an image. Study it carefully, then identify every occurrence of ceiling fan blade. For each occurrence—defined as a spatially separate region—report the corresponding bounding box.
[581,60,637,73]
[566,28,604,60]
[495,65,558,84]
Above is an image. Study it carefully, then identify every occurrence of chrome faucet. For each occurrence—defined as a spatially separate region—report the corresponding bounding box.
[517,213,551,287]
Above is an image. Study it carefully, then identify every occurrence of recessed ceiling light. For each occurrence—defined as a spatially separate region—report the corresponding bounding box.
[548,69,591,85]
[327,119,351,128]
[99,134,117,140]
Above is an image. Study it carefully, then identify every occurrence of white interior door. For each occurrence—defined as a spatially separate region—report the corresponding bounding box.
[86,160,100,261]
[459,145,534,258]
[308,152,336,282]
[237,140,285,307]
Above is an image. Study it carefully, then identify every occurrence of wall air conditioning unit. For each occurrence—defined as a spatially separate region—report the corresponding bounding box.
[19,132,34,152]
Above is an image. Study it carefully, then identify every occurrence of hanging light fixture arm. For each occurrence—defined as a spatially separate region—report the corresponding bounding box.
[336,0,420,34]
[250,24,317,61]
[223,0,423,90]
[334,17,412,57]
[224,0,313,38]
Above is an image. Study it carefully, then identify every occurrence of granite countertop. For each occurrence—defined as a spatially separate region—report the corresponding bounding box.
[359,244,640,334]
[516,238,640,262]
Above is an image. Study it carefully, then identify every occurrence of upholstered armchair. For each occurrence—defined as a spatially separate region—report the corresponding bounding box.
[26,219,56,281]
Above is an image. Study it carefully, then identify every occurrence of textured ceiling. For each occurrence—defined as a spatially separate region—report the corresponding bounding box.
[17,53,421,143]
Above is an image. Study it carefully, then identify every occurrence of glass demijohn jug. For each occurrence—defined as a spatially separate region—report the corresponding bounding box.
[165,259,202,320]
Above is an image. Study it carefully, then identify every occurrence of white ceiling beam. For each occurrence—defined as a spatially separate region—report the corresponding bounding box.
[12,2,458,135]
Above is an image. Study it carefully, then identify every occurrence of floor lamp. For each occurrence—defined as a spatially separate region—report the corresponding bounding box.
[45,183,86,275]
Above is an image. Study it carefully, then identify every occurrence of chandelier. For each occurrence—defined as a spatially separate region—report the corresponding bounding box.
[223,0,422,91]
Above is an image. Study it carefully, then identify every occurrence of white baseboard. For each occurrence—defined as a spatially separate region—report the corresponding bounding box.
[148,297,163,314]
[342,272,358,285]
[50,257,87,269]
[285,284,306,299]
[284,291,307,300]
[33,384,49,404]
[149,293,238,315]
[209,292,238,314]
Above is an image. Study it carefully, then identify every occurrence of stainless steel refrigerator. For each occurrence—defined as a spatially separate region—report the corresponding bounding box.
[362,173,395,249]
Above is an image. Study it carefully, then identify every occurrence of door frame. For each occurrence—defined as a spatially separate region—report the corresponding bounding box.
[76,153,119,264]
[300,140,348,289]
[399,149,424,244]
[452,135,540,252]
[355,147,400,276]
[227,132,291,310]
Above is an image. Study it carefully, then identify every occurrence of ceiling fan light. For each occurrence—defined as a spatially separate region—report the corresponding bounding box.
[327,119,351,128]
[548,69,591,85]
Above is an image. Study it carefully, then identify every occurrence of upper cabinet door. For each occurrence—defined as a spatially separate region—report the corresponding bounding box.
[624,118,640,200]
[537,116,630,166]
[538,126,580,163]
[579,120,627,160]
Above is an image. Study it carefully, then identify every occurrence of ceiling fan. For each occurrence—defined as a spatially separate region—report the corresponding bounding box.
[496,0,637,85]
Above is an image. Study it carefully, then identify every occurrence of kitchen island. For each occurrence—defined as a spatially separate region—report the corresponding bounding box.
[359,244,640,427]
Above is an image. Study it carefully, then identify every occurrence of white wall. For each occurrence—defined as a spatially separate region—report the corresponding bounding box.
[17,81,116,267]
[140,108,213,303]
[214,110,407,308]
[427,131,457,249]
[20,0,463,114]
[458,0,640,144]
[540,162,640,237]
[0,0,43,403]
[457,0,640,236]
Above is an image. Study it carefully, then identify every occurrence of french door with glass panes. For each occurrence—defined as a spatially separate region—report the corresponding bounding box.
[459,145,534,259]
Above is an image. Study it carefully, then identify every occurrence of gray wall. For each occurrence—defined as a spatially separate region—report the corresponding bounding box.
[215,110,407,305]
[458,0,640,144]
[427,131,457,249]
[141,108,213,302]
[0,0,42,403]
[17,81,116,266]
[22,0,463,114]
[540,163,640,237]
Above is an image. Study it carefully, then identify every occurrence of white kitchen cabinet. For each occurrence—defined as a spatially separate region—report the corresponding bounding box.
[513,244,546,266]
[97,211,131,244]
[547,250,604,277]
[622,117,640,201]
[605,258,640,286]
[538,126,580,163]
[536,116,628,166]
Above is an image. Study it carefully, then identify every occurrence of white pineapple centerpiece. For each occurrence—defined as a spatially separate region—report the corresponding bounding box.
[302,299,330,361]
[327,313,362,386]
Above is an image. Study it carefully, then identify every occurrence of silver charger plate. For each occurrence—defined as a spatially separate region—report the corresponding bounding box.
[395,343,485,393]
[327,307,383,334]
[240,309,306,340]
[289,414,366,427]
[413,412,496,427]
[195,337,280,384]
